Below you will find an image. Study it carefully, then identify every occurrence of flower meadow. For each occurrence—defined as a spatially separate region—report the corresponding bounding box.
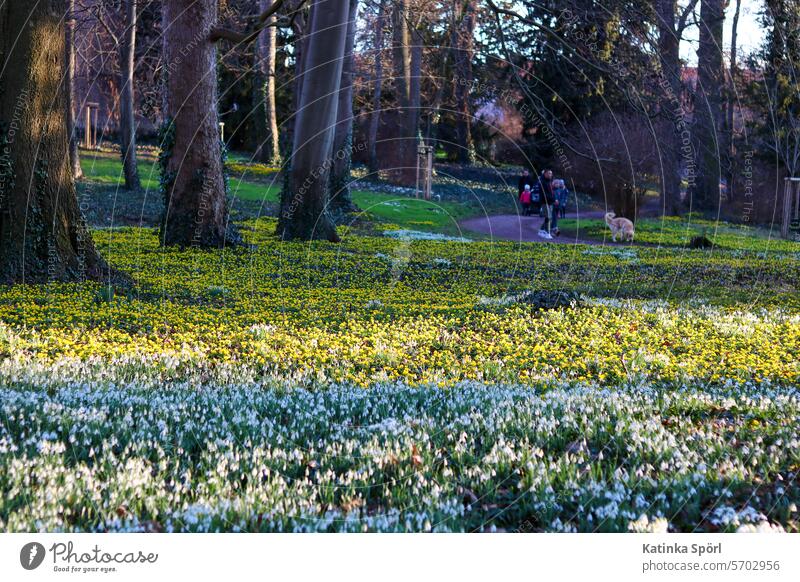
[1,220,798,532]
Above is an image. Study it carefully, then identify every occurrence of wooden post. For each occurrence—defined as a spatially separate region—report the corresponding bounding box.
[84,105,91,148]
[84,102,100,148]
[783,178,800,239]
[416,143,433,200]
[415,144,421,199]
[425,146,433,200]
[92,106,98,149]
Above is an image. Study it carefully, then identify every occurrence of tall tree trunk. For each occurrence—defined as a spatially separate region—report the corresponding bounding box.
[276,0,351,241]
[655,0,685,215]
[390,0,421,185]
[328,0,359,217]
[161,0,237,247]
[726,0,742,203]
[0,0,108,283]
[254,0,280,164]
[367,0,386,172]
[453,0,476,164]
[119,0,140,190]
[65,0,82,180]
[283,0,309,157]
[694,0,725,212]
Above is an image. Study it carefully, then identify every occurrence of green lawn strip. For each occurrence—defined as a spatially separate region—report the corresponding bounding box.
[559,216,799,254]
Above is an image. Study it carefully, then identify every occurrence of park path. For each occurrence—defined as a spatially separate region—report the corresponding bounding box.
[460,210,608,244]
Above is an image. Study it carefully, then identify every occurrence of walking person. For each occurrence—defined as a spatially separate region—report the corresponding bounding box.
[519,184,533,216]
[554,179,569,218]
[517,168,531,198]
[537,169,559,239]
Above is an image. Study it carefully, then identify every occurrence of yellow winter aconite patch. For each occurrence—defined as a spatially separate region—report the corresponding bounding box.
[0,219,798,387]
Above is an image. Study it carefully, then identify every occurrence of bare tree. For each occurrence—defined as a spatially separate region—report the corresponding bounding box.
[390,0,422,185]
[328,0,359,217]
[0,0,109,283]
[726,0,742,202]
[119,0,140,190]
[367,0,387,172]
[655,0,699,215]
[452,0,476,163]
[276,0,352,241]
[88,0,141,190]
[66,0,83,180]
[693,0,726,212]
[254,0,281,164]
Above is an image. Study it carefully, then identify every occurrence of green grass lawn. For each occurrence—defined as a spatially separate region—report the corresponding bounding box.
[79,149,479,234]
[560,215,798,254]
[80,149,160,190]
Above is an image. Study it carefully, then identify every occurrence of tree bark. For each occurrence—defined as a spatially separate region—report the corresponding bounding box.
[452,0,476,164]
[655,0,686,215]
[390,0,422,185]
[327,0,359,217]
[282,0,309,157]
[65,0,82,180]
[119,0,140,191]
[276,0,351,241]
[693,0,725,212]
[726,0,741,203]
[0,0,109,283]
[367,0,386,172]
[254,0,281,164]
[161,0,237,247]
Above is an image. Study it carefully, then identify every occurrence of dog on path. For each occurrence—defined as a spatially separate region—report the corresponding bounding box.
[604,212,634,242]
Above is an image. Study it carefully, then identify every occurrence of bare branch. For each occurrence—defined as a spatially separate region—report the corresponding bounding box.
[209,0,292,45]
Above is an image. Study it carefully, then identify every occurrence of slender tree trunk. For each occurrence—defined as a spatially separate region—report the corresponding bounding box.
[694,0,725,212]
[655,0,685,215]
[328,0,359,217]
[276,0,351,241]
[161,0,237,247]
[65,0,83,180]
[254,0,280,164]
[453,0,476,164]
[119,0,140,190]
[426,4,456,160]
[0,0,108,283]
[367,0,386,172]
[390,0,421,185]
[726,0,741,203]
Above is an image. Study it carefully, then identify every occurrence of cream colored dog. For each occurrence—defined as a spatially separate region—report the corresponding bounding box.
[604,212,634,242]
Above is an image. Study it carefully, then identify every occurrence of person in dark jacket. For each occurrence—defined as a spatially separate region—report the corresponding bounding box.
[536,169,559,238]
[554,179,569,218]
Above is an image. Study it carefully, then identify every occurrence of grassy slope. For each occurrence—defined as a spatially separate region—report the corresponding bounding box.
[559,215,798,254]
[80,150,475,233]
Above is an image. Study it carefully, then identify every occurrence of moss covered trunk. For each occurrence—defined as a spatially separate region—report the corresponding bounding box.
[0,0,108,284]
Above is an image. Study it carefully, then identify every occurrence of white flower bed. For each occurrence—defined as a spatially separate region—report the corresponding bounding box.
[1,376,797,532]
